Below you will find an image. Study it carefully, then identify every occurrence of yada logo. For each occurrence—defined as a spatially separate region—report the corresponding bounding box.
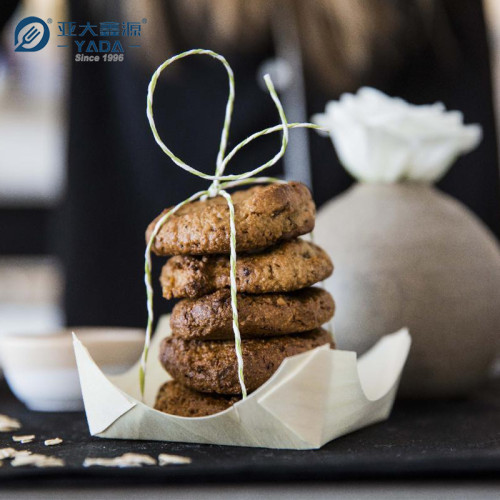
[14,16,50,52]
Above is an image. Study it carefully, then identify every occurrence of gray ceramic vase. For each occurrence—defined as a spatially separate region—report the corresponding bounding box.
[315,182,500,397]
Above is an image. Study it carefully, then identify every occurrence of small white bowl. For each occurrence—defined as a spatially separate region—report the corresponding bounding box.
[0,327,144,412]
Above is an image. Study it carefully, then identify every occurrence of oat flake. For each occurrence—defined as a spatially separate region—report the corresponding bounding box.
[0,448,32,459]
[12,434,35,444]
[0,415,21,432]
[158,453,192,465]
[83,453,156,468]
[11,453,65,468]
[44,438,63,446]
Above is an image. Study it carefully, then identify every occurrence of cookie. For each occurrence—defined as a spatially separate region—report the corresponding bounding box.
[154,381,240,417]
[170,287,335,340]
[160,239,333,299]
[146,182,315,255]
[159,328,334,395]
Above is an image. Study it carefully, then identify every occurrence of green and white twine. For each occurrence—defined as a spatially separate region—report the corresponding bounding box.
[140,49,327,398]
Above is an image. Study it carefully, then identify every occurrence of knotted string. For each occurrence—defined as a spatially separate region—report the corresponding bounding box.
[140,49,327,398]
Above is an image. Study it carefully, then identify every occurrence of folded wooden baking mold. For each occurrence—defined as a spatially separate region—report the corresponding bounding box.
[73,316,410,450]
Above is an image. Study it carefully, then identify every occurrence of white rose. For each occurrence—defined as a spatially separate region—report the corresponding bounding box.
[312,87,482,183]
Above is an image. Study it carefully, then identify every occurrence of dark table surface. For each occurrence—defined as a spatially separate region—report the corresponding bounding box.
[0,377,499,487]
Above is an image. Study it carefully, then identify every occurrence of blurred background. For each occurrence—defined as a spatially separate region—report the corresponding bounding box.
[0,0,499,337]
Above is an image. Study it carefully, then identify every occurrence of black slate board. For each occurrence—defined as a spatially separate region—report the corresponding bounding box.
[1,377,499,486]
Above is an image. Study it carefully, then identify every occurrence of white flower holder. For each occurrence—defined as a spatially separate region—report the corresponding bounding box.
[313,87,500,397]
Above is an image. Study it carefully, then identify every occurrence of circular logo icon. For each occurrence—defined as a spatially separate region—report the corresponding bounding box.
[14,16,50,52]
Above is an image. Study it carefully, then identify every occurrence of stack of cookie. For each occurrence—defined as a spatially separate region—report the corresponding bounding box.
[146,182,335,417]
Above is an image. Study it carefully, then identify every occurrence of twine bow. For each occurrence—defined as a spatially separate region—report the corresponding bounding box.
[141,49,326,398]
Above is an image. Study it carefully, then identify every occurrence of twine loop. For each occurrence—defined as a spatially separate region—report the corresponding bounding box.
[140,49,327,399]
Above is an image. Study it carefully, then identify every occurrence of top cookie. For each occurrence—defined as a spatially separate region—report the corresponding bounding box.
[146,182,315,255]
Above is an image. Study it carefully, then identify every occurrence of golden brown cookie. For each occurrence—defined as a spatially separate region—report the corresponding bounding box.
[146,182,315,255]
[160,239,333,299]
[170,287,335,340]
[159,328,334,395]
[154,381,240,417]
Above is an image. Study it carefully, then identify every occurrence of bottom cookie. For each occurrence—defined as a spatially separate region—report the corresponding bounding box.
[154,381,240,417]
